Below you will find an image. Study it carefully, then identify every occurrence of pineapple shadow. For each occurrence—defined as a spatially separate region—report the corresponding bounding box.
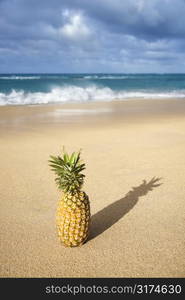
[89,177,162,241]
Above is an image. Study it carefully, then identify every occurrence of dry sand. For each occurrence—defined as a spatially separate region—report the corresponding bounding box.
[0,98,185,277]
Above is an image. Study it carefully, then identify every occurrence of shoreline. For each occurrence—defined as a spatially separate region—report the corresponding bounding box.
[0,96,185,107]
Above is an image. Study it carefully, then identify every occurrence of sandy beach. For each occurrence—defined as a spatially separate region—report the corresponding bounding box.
[0,98,185,278]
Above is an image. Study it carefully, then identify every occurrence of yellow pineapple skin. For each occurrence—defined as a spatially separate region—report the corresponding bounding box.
[56,191,90,247]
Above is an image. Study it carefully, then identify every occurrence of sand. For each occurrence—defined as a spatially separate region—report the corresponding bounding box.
[0,98,185,277]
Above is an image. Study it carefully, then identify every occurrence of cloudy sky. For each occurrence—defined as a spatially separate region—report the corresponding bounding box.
[1,0,185,73]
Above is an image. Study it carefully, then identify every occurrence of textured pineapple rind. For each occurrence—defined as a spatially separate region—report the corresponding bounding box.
[56,191,90,247]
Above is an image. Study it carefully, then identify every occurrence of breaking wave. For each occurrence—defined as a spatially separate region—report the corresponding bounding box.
[0,74,131,80]
[0,85,185,106]
[0,75,41,80]
[83,75,129,79]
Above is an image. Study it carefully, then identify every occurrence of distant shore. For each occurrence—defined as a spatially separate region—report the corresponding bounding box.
[0,97,185,277]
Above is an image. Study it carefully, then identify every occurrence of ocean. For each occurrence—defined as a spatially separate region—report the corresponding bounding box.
[0,73,185,106]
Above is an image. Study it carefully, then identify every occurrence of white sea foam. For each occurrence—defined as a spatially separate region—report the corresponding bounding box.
[83,75,128,79]
[0,85,185,106]
[0,76,41,80]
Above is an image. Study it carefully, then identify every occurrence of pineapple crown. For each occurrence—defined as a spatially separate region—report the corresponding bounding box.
[49,147,85,194]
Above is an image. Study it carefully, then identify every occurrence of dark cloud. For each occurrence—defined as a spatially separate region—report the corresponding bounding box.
[0,0,185,72]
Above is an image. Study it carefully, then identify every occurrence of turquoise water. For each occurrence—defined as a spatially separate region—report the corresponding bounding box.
[0,73,185,105]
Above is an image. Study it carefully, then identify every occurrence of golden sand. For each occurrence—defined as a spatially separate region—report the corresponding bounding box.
[0,99,185,277]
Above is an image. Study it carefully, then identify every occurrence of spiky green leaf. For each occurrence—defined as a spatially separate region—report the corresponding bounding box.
[49,147,85,194]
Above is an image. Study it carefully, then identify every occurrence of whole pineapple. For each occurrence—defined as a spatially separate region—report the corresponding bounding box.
[49,148,90,247]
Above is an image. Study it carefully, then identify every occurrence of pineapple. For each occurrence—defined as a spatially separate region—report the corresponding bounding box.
[49,148,90,247]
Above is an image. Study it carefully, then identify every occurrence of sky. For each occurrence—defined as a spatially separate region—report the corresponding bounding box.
[0,0,185,73]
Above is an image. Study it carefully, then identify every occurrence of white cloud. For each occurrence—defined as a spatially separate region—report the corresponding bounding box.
[135,0,145,12]
[60,10,91,40]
